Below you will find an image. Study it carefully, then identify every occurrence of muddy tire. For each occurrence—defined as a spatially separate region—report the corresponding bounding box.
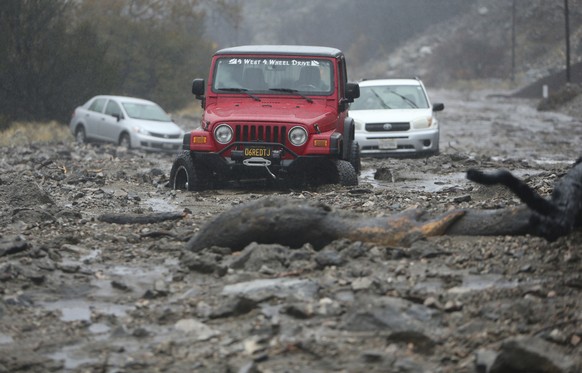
[75,126,86,144]
[169,152,211,191]
[349,141,361,174]
[335,159,358,186]
[119,132,131,149]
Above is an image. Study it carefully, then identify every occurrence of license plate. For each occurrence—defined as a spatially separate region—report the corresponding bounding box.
[162,143,175,149]
[244,147,271,157]
[378,139,397,150]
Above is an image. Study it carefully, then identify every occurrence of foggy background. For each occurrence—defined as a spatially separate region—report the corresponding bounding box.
[1,0,580,127]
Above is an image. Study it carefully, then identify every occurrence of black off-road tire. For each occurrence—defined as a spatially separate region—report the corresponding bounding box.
[334,159,358,186]
[169,152,211,191]
[75,126,86,144]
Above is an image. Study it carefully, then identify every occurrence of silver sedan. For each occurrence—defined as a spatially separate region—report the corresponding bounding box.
[69,95,184,153]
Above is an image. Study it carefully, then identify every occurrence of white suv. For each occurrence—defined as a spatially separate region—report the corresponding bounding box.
[349,78,444,157]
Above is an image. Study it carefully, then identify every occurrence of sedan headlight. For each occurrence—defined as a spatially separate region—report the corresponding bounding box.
[133,126,151,135]
[411,116,432,129]
[214,124,233,144]
[288,126,308,146]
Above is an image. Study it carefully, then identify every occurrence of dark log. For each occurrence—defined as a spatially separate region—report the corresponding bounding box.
[186,158,582,251]
[467,157,582,241]
[186,197,465,252]
[98,211,185,224]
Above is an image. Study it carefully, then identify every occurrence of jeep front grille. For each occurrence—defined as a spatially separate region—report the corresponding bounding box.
[366,122,410,132]
[234,124,287,145]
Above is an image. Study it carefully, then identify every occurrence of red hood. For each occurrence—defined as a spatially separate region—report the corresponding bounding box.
[204,98,337,128]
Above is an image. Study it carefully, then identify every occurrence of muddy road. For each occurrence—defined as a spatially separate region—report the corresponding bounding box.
[0,90,581,373]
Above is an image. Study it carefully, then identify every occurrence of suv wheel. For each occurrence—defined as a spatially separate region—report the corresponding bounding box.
[334,159,358,186]
[170,152,211,191]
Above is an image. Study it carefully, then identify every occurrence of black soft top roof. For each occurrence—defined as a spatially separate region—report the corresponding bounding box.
[215,45,343,58]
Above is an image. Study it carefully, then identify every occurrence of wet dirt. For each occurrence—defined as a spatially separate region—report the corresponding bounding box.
[0,89,581,372]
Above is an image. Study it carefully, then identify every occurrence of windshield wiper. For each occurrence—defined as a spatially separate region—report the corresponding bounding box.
[269,88,313,103]
[388,90,418,108]
[369,88,391,109]
[217,87,261,101]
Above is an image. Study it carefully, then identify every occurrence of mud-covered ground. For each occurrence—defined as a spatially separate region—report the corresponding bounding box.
[1,90,581,373]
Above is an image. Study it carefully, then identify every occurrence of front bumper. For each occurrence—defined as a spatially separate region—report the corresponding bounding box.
[133,133,183,153]
[191,151,334,181]
[355,128,439,156]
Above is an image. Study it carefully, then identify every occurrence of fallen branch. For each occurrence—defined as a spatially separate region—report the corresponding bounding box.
[186,197,465,252]
[467,157,582,241]
[186,159,582,251]
[99,211,186,224]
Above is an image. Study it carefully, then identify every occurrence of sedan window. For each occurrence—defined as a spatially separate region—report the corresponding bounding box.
[122,103,171,122]
[105,100,123,118]
[88,98,107,113]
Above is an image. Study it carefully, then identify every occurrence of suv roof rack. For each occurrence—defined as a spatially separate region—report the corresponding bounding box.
[361,76,421,82]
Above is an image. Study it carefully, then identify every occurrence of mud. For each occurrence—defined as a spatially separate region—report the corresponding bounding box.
[0,90,581,372]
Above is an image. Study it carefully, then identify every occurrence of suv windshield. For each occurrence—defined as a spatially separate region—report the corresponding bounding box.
[122,103,171,122]
[351,85,429,110]
[212,57,334,95]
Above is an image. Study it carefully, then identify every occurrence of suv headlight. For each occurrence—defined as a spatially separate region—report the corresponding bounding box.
[354,119,364,131]
[288,126,308,146]
[411,116,432,129]
[214,124,233,144]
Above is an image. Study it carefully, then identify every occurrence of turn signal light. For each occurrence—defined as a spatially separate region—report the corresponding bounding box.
[192,136,207,144]
[313,139,328,147]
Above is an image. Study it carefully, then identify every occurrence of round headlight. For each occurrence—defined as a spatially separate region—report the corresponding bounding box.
[214,124,233,144]
[288,126,308,146]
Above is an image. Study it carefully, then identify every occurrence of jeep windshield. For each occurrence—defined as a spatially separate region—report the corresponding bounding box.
[212,57,334,95]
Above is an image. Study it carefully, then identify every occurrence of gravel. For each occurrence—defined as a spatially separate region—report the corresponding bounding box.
[0,89,581,373]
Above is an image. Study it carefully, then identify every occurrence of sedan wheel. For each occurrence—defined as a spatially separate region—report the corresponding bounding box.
[119,133,131,149]
[75,126,86,144]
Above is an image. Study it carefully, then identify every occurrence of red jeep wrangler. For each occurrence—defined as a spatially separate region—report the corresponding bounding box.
[170,45,361,190]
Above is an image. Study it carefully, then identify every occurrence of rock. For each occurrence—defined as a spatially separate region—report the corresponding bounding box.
[221,278,319,302]
[174,318,219,341]
[0,236,30,257]
[490,336,578,373]
[209,296,257,319]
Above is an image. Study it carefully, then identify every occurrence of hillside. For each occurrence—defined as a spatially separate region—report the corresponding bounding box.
[356,0,582,92]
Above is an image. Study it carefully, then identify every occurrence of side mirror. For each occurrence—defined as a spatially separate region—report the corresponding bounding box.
[432,103,445,112]
[112,113,122,121]
[345,82,360,103]
[192,78,205,99]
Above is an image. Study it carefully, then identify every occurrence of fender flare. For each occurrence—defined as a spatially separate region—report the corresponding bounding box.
[342,117,355,160]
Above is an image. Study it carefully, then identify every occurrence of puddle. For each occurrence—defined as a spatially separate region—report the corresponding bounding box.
[36,264,171,325]
[360,169,468,192]
[361,168,549,193]
[143,197,180,212]
[88,323,110,334]
[0,332,14,344]
[47,344,104,371]
[91,264,172,298]
[41,299,132,322]
[448,274,524,294]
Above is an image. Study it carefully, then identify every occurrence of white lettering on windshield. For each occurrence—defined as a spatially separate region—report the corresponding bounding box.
[228,59,321,66]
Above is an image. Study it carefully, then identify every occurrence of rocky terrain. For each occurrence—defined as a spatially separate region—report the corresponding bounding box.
[1,89,581,372]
